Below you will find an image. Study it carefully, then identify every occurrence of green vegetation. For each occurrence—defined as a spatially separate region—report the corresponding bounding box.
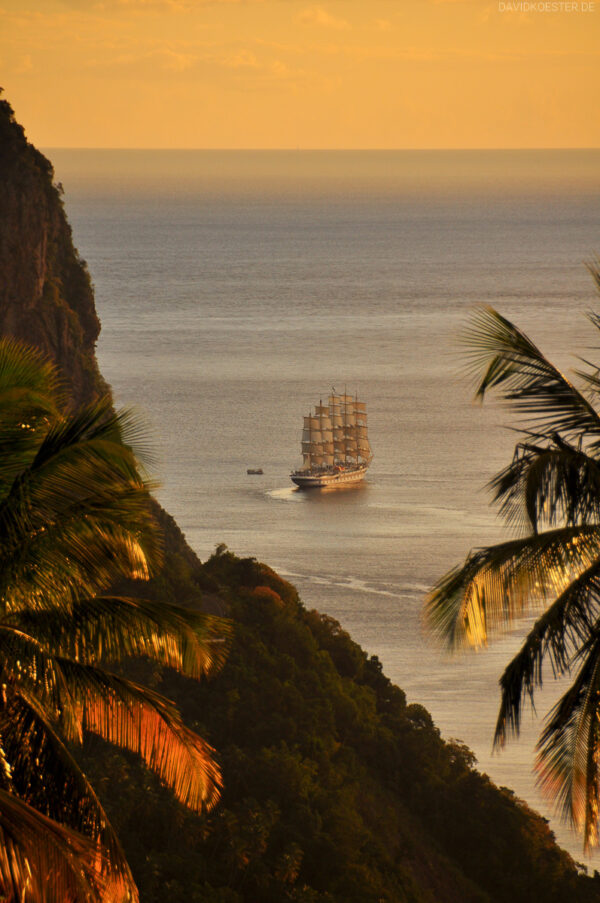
[427,267,600,852]
[0,339,229,901]
[81,548,600,903]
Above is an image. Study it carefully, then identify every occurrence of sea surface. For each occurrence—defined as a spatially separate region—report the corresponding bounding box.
[50,148,600,862]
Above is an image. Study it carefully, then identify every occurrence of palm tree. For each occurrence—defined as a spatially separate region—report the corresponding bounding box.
[0,338,230,901]
[426,263,600,852]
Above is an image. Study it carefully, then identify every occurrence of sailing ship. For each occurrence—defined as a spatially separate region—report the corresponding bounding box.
[291,390,373,488]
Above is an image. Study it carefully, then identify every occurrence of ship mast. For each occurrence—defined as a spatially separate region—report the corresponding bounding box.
[295,388,372,481]
[344,386,348,467]
[354,391,372,465]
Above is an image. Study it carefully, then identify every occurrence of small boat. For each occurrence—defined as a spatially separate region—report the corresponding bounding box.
[247,468,264,475]
[291,389,372,489]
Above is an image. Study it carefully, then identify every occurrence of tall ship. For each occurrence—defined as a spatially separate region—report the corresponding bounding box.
[291,390,373,488]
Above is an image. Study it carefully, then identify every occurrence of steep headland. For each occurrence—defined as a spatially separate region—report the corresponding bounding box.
[1,94,599,902]
[0,95,105,407]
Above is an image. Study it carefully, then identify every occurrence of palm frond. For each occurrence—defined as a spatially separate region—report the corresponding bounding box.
[494,562,600,747]
[57,659,222,812]
[536,634,600,850]
[0,338,63,414]
[1,689,137,901]
[0,399,158,546]
[490,440,600,533]
[29,397,154,484]
[0,788,110,903]
[585,258,600,296]
[0,340,64,498]
[0,395,161,615]
[0,625,80,743]
[462,307,600,441]
[0,339,226,894]
[0,490,159,615]
[15,595,231,677]
[425,524,600,649]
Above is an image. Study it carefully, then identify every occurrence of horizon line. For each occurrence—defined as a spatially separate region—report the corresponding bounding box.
[41,145,600,153]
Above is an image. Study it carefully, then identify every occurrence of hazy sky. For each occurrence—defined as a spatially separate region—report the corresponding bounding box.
[1,0,598,148]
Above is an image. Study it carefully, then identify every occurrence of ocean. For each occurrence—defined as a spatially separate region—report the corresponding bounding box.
[50,148,600,861]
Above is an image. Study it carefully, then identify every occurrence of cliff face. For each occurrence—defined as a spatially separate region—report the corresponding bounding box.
[0,97,105,407]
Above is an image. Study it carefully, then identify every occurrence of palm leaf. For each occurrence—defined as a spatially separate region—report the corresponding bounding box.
[427,290,600,851]
[14,595,231,677]
[0,339,63,498]
[426,524,600,649]
[28,396,155,484]
[494,562,600,747]
[585,258,600,296]
[462,307,600,441]
[0,338,63,416]
[1,689,137,901]
[0,625,80,743]
[0,339,228,897]
[56,659,222,812]
[536,634,600,850]
[0,788,109,903]
[0,396,161,617]
[490,440,600,533]
[0,490,160,616]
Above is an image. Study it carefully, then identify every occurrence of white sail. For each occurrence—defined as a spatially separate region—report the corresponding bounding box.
[294,389,372,483]
[303,440,323,452]
[304,416,319,430]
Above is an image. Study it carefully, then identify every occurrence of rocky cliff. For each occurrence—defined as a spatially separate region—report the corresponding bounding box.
[0,95,105,407]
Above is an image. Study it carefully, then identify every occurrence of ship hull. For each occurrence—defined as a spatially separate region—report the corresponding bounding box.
[290,465,369,489]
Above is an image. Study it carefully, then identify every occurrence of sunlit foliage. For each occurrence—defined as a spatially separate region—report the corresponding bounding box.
[0,339,230,901]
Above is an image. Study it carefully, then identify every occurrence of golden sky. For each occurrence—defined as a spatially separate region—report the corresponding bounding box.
[1,0,598,148]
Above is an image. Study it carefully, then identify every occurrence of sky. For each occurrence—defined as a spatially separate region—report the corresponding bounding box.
[1,0,598,148]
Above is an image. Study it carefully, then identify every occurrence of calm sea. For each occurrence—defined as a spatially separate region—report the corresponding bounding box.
[50,148,600,861]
